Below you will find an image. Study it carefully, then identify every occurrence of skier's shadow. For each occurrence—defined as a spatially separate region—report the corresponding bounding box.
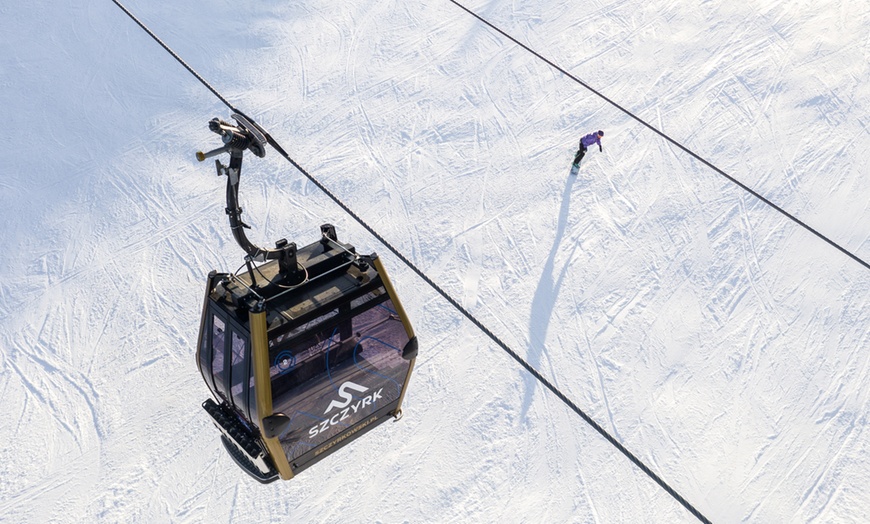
[520,173,578,421]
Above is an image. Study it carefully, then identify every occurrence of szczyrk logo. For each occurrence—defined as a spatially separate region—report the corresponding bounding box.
[309,381,383,438]
[324,381,368,414]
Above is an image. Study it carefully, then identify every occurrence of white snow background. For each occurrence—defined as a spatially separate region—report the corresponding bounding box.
[2,0,869,522]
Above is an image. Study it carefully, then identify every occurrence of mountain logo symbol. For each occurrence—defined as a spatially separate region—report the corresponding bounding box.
[324,381,369,414]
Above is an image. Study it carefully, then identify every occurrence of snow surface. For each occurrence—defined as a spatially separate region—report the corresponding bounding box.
[2,0,869,522]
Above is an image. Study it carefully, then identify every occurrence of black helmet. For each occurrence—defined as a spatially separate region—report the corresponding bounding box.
[598,130,604,136]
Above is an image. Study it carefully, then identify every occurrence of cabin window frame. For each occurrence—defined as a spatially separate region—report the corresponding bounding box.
[201,303,255,424]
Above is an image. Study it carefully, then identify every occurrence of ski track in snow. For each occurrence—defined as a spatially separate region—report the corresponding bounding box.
[2,0,870,522]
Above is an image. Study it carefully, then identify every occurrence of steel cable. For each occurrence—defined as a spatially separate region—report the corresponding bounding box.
[109,1,711,521]
[446,0,868,274]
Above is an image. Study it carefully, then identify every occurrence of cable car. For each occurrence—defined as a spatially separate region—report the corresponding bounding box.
[194,114,418,483]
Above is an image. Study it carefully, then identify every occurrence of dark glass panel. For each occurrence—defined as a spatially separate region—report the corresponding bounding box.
[198,313,216,394]
[229,330,248,415]
[211,315,227,399]
[270,297,411,463]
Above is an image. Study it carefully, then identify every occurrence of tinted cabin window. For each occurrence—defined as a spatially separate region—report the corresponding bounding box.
[229,330,249,416]
[198,314,216,394]
[211,315,227,399]
[268,294,412,463]
[248,374,258,423]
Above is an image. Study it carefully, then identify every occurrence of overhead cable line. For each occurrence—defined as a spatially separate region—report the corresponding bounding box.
[110,1,711,522]
[446,0,869,273]
[110,0,238,112]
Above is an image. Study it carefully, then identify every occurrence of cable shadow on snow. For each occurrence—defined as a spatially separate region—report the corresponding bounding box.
[520,173,581,421]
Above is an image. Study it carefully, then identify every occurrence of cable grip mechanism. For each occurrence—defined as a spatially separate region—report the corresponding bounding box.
[196,113,268,162]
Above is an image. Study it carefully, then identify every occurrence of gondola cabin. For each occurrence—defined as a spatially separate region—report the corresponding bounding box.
[196,225,417,483]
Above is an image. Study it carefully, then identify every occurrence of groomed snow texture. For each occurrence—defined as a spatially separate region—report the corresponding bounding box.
[2,1,869,522]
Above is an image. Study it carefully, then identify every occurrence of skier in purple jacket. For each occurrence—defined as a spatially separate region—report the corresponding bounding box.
[572,130,604,169]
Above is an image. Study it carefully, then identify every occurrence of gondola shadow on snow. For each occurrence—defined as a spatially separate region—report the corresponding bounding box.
[520,172,581,421]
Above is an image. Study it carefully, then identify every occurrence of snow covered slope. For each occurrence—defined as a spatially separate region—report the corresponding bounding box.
[2,0,868,522]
